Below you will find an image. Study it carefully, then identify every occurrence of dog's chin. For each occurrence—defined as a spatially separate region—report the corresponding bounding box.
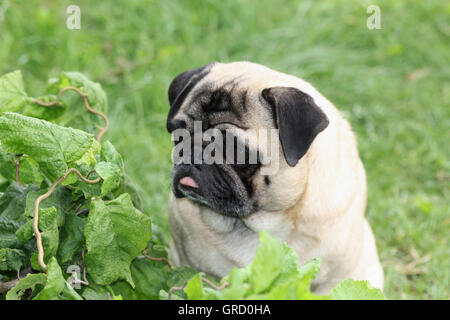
[177,187,250,217]
[172,164,255,217]
[177,186,210,208]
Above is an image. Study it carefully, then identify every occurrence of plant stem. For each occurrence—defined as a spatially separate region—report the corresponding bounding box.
[142,250,174,270]
[31,86,109,142]
[34,168,101,272]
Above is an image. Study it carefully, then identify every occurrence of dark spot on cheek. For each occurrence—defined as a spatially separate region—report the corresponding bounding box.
[264,176,271,185]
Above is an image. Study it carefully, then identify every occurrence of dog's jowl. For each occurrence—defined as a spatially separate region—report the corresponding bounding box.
[166,61,383,294]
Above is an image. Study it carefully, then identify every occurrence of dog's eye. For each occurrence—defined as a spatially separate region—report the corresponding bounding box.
[232,163,260,179]
[203,89,231,113]
[224,135,261,178]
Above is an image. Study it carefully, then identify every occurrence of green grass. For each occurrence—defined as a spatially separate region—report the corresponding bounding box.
[0,0,448,299]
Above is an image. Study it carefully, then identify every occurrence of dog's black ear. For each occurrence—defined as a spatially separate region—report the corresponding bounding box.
[262,87,329,167]
[167,63,215,130]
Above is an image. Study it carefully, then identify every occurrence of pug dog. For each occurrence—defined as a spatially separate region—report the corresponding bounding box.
[166,61,383,294]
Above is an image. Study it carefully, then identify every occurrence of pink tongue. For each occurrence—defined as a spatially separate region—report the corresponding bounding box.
[179,176,199,188]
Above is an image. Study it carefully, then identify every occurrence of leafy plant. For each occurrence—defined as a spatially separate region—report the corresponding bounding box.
[0,70,385,300]
[168,232,385,300]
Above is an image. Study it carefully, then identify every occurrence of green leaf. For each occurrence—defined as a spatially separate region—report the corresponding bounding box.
[268,243,303,288]
[0,248,26,271]
[0,147,44,186]
[57,213,85,264]
[57,72,107,114]
[0,183,34,250]
[47,72,107,134]
[221,267,250,299]
[95,161,122,197]
[159,289,183,300]
[6,273,47,300]
[70,164,102,197]
[330,279,385,300]
[167,266,198,289]
[74,139,100,169]
[0,112,97,183]
[33,257,66,300]
[159,266,198,300]
[184,232,328,300]
[249,231,285,293]
[81,277,111,300]
[22,94,66,121]
[96,141,125,197]
[258,259,325,300]
[0,70,28,114]
[84,194,152,287]
[16,207,59,270]
[110,281,138,300]
[185,273,205,300]
[61,281,84,300]
[0,182,35,220]
[297,258,321,282]
[266,275,326,300]
[0,216,23,248]
[18,157,44,186]
[8,258,83,300]
[101,140,124,169]
[15,219,33,243]
[112,257,169,300]
[24,186,72,226]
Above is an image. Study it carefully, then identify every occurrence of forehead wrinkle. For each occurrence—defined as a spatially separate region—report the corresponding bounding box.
[179,73,261,129]
[186,72,249,106]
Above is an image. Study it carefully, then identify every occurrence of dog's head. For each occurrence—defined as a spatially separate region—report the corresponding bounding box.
[167,62,329,217]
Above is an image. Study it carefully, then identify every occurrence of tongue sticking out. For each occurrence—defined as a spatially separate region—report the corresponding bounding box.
[179,176,199,189]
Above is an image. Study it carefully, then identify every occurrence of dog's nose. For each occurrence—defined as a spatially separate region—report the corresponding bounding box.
[167,118,187,133]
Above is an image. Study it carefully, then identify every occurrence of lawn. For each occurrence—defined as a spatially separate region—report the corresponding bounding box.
[0,0,448,299]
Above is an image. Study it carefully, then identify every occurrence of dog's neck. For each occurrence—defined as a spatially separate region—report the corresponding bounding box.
[199,205,293,243]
